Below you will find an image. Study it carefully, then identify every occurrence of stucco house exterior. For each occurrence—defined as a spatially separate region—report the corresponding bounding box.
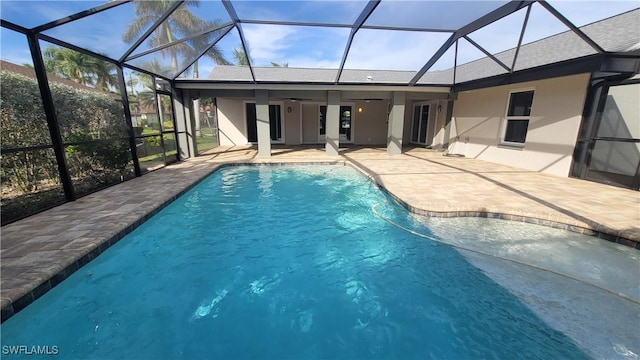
[173,9,639,189]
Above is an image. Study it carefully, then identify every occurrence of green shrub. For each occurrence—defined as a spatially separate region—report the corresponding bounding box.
[1,70,132,199]
[1,71,60,192]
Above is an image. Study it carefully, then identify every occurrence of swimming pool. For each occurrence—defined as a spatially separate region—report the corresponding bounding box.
[1,165,638,359]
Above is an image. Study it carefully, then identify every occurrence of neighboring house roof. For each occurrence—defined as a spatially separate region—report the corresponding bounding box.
[2,60,90,91]
[207,9,639,85]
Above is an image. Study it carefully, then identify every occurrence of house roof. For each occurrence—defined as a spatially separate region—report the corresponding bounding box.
[206,9,640,86]
[208,66,416,84]
[420,8,640,85]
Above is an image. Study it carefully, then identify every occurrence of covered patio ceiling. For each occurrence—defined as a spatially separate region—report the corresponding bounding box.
[1,0,638,88]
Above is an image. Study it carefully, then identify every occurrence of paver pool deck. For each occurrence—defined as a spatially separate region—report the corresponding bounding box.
[2,146,639,321]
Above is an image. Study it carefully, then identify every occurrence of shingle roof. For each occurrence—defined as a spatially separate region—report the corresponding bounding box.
[207,9,639,85]
[208,66,416,84]
[419,8,640,84]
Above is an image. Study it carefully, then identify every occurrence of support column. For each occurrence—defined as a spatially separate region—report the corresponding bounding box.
[442,99,455,151]
[116,66,141,176]
[325,90,341,156]
[255,89,271,157]
[387,91,405,155]
[27,33,75,199]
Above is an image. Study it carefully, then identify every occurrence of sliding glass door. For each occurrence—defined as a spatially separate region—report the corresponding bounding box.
[411,103,432,145]
[319,105,353,143]
[245,103,283,143]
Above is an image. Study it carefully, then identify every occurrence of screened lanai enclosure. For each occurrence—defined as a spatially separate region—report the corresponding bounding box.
[1,0,639,224]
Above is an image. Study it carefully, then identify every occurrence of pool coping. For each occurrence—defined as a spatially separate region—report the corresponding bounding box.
[344,162,639,247]
[0,161,342,322]
[1,159,638,323]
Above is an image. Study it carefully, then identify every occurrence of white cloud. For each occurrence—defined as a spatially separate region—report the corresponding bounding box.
[241,24,296,66]
[240,25,349,68]
[344,30,451,71]
[2,0,636,74]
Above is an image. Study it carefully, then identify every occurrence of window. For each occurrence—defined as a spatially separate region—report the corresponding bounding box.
[503,90,534,145]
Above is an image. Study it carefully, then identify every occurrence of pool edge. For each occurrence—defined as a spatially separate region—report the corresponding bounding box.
[2,160,637,323]
[0,161,345,323]
[344,161,640,248]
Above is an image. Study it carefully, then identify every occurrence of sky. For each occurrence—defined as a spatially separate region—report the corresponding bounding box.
[0,0,638,79]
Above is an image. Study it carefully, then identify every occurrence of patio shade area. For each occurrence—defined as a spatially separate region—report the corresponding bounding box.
[2,146,639,322]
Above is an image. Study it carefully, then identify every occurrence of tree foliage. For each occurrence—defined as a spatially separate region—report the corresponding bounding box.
[43,47,118,91]
[1,70,132,197]
[124,0,229,77]
[233,47,250,66]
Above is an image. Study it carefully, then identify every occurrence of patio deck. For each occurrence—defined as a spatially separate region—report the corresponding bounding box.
[2,145,639,321]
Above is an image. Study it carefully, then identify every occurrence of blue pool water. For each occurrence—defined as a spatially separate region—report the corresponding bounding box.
[2,165,638,359]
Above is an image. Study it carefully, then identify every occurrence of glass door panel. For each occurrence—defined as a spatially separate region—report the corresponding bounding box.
[269,105,282,141]
[411,106,421,143]
[246,103,258,143]
[246,103,283,143]
[319,106,326,141]
[419,105,430,144]
[340,106,352,142]
[319,105,352,142]
[411,104,430,145]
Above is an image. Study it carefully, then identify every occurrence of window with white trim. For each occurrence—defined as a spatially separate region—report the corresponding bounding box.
[502,90,534,145]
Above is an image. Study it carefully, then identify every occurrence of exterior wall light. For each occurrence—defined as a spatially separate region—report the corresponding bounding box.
[287,106,292,113]
[358,107,363,113]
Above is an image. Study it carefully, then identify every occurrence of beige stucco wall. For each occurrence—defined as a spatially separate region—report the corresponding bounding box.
[284,100,301,145]
[353,100,388,145]
[448,73,590,177]
[217,97,247,146]
[431,100,447,149]
[301,103,319,143]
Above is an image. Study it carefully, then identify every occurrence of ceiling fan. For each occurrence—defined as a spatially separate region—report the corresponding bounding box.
[273,97,313,102]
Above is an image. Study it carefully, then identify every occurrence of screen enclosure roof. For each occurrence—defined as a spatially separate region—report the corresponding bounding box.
[1,0,638,87]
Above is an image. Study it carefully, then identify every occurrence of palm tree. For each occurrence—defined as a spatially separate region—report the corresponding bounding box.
[42,47,118,91]
[129,60,171,109]
[233,47,250,66]
[43,47,92,85]
[180,19,231,78]
[123,0,229,77]
[91,61,118,92]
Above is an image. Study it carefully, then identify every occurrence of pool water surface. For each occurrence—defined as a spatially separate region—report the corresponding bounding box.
[1,165,638,359]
